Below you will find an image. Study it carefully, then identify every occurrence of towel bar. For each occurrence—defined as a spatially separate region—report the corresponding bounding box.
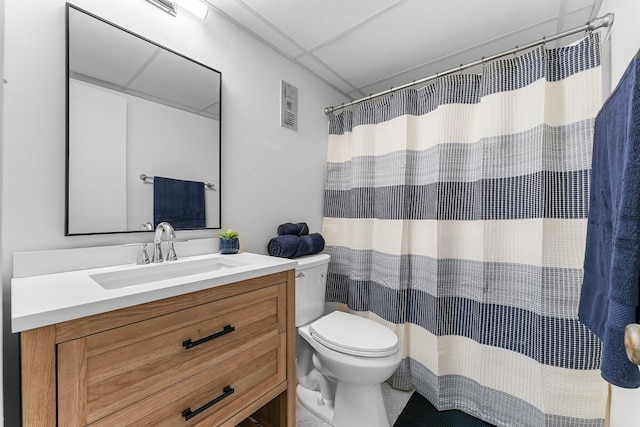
[140,174,215,190]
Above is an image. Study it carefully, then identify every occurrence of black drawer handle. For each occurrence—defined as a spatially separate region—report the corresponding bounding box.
[182,385,234,421]
[182,324,235,349]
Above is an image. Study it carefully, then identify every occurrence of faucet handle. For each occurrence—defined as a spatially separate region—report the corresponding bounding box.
[166,239,188,261]
[124,243,151,265]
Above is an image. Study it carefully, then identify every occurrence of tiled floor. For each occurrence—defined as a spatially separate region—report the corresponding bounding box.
[296,382,413,426]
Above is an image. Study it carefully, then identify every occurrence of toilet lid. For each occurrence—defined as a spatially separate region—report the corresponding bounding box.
[309,311,399,357]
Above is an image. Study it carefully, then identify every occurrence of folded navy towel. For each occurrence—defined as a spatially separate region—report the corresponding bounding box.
[298,233,325,256]
[268,235,300,258]
[153,176,205,230]
[277,222,309,236]
[268,233,325,259]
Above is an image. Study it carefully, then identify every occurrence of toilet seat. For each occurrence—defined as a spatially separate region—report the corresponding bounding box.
[309,311,398,357]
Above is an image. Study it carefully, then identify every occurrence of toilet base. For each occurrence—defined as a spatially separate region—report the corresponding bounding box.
[297,382,391,427]
[297,385,336,425]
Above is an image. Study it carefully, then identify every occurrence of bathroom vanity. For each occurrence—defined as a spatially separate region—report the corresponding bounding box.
[13,251,297,427]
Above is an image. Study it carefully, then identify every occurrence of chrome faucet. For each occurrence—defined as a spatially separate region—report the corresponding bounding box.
[152,222,177,263]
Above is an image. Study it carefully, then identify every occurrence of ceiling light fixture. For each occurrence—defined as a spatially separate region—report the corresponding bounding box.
[145,0,177,16]
[175,0,209,20]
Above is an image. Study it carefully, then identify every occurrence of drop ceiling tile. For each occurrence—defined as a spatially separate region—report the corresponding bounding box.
[205,0,305,57]
[130,49,221,110]
[357,19,561,97]
[69,7,157,86]
[315,0,585,88]
[354,14,601,101]
[238,0,402,50]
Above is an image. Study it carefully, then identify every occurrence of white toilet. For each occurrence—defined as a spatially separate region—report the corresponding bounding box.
[295,254,402,427]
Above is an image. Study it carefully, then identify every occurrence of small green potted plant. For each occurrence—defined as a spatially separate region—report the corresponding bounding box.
[219,229,240,254]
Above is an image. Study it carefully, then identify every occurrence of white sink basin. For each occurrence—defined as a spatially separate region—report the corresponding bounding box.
[90,257,247,289]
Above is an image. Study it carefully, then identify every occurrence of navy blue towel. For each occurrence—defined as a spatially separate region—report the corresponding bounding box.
[153,176,205,230]
[579,51,640,388]
[267,234,300,258]
[298,233,325,255]
[277,222,309,236]
[268,233,325,259]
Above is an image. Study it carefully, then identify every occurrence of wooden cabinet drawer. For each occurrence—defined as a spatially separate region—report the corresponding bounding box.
[89,334,286,426]
[58,284,286,426]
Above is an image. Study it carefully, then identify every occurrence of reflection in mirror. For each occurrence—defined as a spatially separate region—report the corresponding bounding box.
[66,4,221,235]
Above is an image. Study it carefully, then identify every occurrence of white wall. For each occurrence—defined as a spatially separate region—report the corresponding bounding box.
[600,0,640,90]
[1,0,346,424]
[68,79,128,233]
[596,1,640,426]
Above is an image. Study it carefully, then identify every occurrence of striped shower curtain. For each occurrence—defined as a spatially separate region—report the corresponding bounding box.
[322,34,608,427]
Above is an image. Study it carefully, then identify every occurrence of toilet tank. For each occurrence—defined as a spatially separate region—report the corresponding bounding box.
[295,253,330,327]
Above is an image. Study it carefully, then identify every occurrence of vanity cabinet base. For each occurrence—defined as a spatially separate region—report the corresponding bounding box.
[20,270,296,427]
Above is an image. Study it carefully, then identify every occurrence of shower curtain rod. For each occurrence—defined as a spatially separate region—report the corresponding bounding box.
[323,13,614,115]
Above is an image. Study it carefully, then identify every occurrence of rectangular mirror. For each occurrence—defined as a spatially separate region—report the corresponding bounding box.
[66,4,221,235]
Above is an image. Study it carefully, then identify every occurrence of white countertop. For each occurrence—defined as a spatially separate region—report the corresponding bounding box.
[12,252,297,333]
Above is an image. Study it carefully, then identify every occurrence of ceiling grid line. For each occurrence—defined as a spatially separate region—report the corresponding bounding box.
[303,0,406,55]
[230,0,309,54]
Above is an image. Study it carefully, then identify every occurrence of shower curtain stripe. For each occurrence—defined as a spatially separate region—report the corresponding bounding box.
[325,249,589,316]
[325,171,591,219]
[327,282,600,369]
[327,120,596,179]
[322,34,606,427]
[323,218,588,267]
[328,73,602,139]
